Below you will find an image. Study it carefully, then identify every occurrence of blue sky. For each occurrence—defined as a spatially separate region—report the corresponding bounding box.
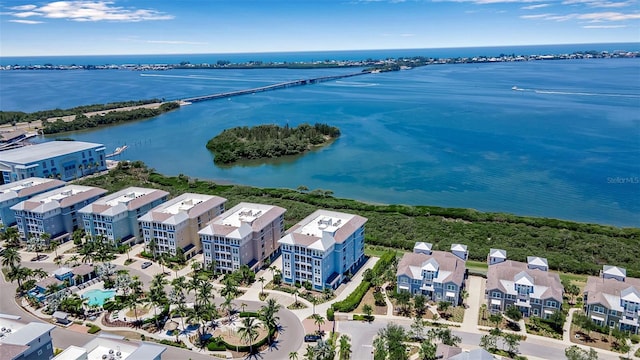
[0,0,638,56]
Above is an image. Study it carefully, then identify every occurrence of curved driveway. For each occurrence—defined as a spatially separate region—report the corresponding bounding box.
[0,260,302,360]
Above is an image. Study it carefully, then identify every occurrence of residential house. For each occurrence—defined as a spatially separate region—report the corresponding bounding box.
[396,242,468,305]
[138,193,226,259]
[80,187,169,246]
[11,185,107,242]
[583,265,640,334]
[0,313,55,360]
[0,141,107,183]
[199,202,286,273]
[278,209,367,290]
[0,177,65,228]
[486,251,564,318]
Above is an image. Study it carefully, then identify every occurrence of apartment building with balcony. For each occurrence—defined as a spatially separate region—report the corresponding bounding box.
[80,187,169,246]
[0,141,107,184]
[278,209,367,290]
[11,185,107,242]
[486,250,564,318]
[0,313,56,360]
[396,242,468,305]
[199,202,286,273]
[584,265,640,334]
[138,193,226,259]
[0,177,65,227]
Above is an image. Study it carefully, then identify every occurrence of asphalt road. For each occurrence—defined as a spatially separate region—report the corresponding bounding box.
[0,260,303,360]
[336,318,621,360]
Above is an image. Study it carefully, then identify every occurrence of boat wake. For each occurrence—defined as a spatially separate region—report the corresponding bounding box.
[330,81,379,87]
[140,73,259,82]
[512,86,639,98]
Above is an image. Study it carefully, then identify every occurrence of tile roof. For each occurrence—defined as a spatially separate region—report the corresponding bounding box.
[486,260,563,302]
[584,274,640,310]
[396,250,466,287]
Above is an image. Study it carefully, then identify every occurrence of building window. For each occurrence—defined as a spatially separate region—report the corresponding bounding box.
[593,305,604,314]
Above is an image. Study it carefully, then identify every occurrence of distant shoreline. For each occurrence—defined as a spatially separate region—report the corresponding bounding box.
[2,47,638,72]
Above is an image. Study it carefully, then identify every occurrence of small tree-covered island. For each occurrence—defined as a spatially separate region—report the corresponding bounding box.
[206,123,341,165]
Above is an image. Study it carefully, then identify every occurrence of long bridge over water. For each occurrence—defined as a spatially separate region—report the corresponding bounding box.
[180,71,370,103]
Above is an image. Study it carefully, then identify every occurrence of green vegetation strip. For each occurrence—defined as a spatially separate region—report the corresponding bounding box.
[206,123,340,164]
[78,162,640,277]
[0,99,163,126]
[42,102,180,134]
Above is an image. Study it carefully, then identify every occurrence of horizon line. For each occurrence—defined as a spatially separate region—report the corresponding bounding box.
[3,41,639,58]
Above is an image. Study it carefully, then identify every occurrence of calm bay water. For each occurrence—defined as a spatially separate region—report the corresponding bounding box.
[1,49,639,227]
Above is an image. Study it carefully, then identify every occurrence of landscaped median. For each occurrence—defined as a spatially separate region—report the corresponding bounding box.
[328,251,395,319]
[205,311,276,353]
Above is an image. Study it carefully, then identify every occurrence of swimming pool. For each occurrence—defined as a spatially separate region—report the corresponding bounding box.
[82,289,116,306]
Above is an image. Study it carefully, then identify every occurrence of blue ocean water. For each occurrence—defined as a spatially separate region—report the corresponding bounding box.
[0,49,638,227]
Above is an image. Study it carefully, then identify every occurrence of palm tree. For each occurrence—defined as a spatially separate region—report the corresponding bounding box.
[67,254,80,267]
[147,238,157,260]
[46,282,61,295]
[313,314,325,334]
[339,334,352,360]
[195,279,214,308]
[258,276,266,295]
[1,247,21,269]
[127,276,144,324]
[260,298,281,344]
[293,288,300,305]
[3,227,21,247]
[238,316,261,354]
[49,240,60,259]
[7,265,32,289]
[310,294,319,315]
[168,288,187,331]
[241,302,248,313]
[289,351,299,360]
[148,274,168,329]
[222,295,234,323]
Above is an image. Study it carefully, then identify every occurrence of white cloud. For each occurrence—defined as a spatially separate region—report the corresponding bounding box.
[578,11,640,20]
[9,5,38,11]
[522,3,550,9]
[583,24,627,26]
[520,10,640,21]
[9,19,43,24]
[6,1,174,22]
[146,40,208,45]
[400,33,416,37]
[563,0,636,8]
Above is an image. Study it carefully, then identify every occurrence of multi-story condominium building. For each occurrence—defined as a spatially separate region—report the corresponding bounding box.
[11,185,107,242]
[138,193,226,259]
[79,187,169,246]
[583,265,640,334]
[0,141,107,184]
[53,333,166,360]
[0,177,65,227]
[199,202,286,273]
[486,250,564,318]
[0,313,56,360]
[396,242,468,305]
[278,209,367,291]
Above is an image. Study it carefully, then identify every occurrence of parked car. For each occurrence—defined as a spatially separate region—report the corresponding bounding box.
[141,261,152,269]
[304,334,321,342]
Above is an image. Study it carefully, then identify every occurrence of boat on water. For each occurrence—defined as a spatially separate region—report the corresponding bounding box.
[512,86,518,90]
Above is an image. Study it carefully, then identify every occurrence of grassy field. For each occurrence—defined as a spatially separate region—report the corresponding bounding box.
[77,161,640,278]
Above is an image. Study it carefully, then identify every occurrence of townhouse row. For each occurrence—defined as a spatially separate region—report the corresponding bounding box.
[395,244,639,334]
[0,178,367,291]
